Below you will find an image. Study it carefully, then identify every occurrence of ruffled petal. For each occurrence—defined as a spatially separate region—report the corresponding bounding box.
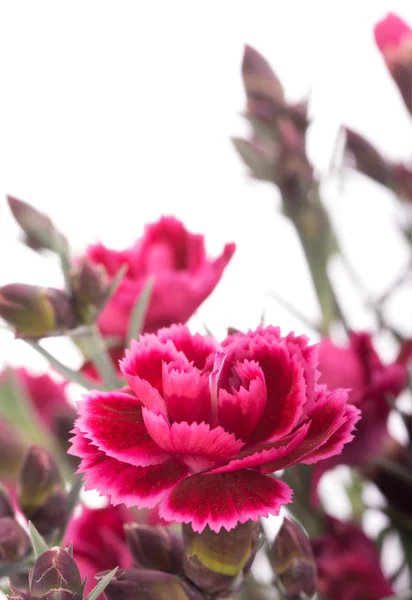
[157,324,220,370]
[76,391,169,467]
[143,410,244,472]
[218,360,267,441]
[302,404,362,464]
[159,470,292,533]
[126,376,168,418]
[120,336,188,393]
[69,429,189,508]
[162,362,211,424]
[208,422,310,474]
[260,387,351,474]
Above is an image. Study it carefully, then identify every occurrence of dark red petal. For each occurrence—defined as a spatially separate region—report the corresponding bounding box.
[157,324,220,369]
[69,429,189,507]
[76,391,169,467]
[302,404,361,464]
[247,346,307,444]
[208,422,310,474]
[218,361,267,441]
[159,470,292,532]
[120,336,188,393]
[143,410,244,472]
[260,387,350,474]
[162,362,211,424]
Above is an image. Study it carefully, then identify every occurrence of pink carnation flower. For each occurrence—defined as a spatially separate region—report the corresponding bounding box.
[311,332,407,501]
[312,517,393,600]
[86,216,235,338]
[69,325,359,533]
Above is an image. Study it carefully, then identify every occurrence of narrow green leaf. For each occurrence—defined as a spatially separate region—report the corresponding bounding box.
[72,325,122,390]
[85,567,118,600]
[29,522,49,557]
[26,340,100,390]
[231,137,276,182]
[126,276,154,346]
[66,541,74,557]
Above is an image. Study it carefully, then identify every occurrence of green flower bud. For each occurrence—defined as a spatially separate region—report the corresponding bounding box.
[270,518,317,600]
[182,522,260,597]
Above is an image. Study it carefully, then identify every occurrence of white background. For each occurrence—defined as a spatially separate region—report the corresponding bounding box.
[0,0,411,586]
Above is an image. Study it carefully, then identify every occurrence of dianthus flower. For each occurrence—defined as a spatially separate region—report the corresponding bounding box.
[70,325,359,533]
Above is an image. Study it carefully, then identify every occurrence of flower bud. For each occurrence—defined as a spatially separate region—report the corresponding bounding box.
[0,284,76,338]
[70,258,110,324]
[0,420,26,481]
[98,568,204,600]
[344,128,393,187]
[29,547,82,600]
[182,522,260,597]
[8,584,31,600]
[7,196,69,256]
[0,517,30,563]
[0,484,15,518]
[124,524,183,574]
[270,518,317,600]
[18,446,68,538]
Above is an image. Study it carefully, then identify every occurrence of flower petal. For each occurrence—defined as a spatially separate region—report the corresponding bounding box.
[260,387,351,474]
[143,410,244,472]
[120,336,188,393]
[218,360,267,441]
[76,391,169,467]
[208,422,310,474]
[126,375,168,418]
[159,470,292,533]
[70,429,189,508]
[162,362,211,424]
[302,403,361,464]
[157,324,220,369]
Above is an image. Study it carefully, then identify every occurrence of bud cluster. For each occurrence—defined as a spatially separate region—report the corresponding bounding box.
[0,197,113,339]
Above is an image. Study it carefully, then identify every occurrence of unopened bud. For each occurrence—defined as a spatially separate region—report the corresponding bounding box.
[125,524,183,574]
[0,518,30,563]
[70,258,109,324]
[7,584,31,600]
[29,547,82,600]
[0,484,15,518]
[18,446,68,538]
[7,196,69,256]
[0,420,26,480]
[0,284,76,338]
[344,128,393,187]
[270,518,317,600]
[182,522,260,597]
[99,568,204,600]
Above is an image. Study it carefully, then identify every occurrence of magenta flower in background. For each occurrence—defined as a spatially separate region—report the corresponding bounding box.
[374,12,412,115]
[312,517,394,600]
[64,504,133,596]
[311,332,407,499]
[69,325,359,533]
[86,216,236,339]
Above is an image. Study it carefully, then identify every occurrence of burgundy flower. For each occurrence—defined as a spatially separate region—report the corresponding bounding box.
[374,13,412,115]
[312,517,393,600]
[70,325,359,533]
[314,332,406,476]
[85,216,235,339]
[64,504,133,596]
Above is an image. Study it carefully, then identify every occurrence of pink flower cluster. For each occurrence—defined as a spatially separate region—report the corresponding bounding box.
[86,217,235,339]
[70,325,360,533]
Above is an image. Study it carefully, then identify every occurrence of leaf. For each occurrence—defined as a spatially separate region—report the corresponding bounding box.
[71,325,123,390]
[98,264,129,315]
[59,475,84,541]
[231,137,276,182]
[85,567,119,600]
[29,522,49,557]
[26,340,100,390]
[126,275,155,346]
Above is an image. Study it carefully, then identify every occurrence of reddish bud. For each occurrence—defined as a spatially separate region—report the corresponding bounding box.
[270,518,317,600]
[125,524,183,574]
[70,258,110,324]
[0,484,15,519]
[29,547,82,600]
[0,518,30,563]
[0,284,76,338]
